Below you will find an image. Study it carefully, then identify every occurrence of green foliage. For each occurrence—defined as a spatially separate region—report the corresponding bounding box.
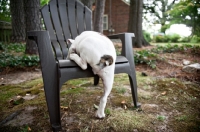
[190,35,200,43]
[40,0,50,6]
[143,31,152,42]
[134,43,200,69]
[170,0,200,36]
[154,35,168,43]
[154,34,180,43]
[179,36,190,42]
[157,115,166,121]
[160,24,171,33]
[0,43,25,52]
[152,44,188,53]
[168,34,181,43]
[134,50,157,69]
[0,42,39,68]
[0,0,11,22]
[0,52,39,67]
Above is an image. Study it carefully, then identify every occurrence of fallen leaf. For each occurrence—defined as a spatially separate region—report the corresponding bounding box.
[161,91,167,95]
[121,100,126,104]
[28,127,31,131]
[121,100,128,109]
[60,106,68,110]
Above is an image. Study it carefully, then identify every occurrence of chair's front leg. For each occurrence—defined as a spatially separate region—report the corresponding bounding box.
[27,31,62,131]
[108,33,141,108]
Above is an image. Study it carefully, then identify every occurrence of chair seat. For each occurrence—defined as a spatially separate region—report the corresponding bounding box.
[58,56,129,68]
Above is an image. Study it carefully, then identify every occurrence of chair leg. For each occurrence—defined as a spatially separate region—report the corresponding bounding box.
[94,75,99,85]
[43,75,62,131]
[128,74,141,108]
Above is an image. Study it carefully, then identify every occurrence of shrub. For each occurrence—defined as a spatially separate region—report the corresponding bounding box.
[190,35,200,43]
[143,31,152,42]
[0,52,39,67]
[134,50,157,69]
[154,34,180,43]
[180,36,190,43]
[168,34,180,42]
[0,42,39,68]
[155,35,164,42]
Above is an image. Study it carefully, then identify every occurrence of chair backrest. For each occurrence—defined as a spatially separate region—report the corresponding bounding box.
[41,0,92,60]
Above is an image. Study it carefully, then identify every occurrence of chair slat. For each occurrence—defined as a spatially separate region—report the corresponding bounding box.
[49,0,64,41]
[67,0,78,39]
[41,5,57,40]
[51,40,63,60]
[50,0,69,59]
[76,1,85,34]
[84,6,92,31]
[58,2,71,40]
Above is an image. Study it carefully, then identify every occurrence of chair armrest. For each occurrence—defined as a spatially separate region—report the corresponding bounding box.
[27,30,57,75]
[107,33,134,57]
[27,30,49,40]
[108,33,136,73]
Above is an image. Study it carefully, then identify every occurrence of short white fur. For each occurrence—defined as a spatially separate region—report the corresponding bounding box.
[67,31,116,118]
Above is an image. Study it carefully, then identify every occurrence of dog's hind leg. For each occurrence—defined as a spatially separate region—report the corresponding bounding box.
[70,53,87,70]
[95,66,115,118]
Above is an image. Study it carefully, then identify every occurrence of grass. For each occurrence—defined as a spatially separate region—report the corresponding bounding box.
[0,43,200,131]
[151,42,200,46]
[0,71,200,132]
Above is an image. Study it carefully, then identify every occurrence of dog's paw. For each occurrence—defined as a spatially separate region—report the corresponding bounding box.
[69,53,78,60]
[95,110,105,119]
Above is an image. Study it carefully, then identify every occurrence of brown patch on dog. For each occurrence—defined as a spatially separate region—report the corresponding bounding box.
[97,55,113,69]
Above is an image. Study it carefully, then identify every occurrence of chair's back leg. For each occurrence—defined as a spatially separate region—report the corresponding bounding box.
[94,75,100,85]
[128,74,141,108]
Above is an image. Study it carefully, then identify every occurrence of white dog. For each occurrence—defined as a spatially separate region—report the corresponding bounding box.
[67,31,116,118]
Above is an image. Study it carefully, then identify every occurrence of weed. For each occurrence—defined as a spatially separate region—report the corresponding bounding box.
[115,87,126,94]
[157,115,166,121]
[105,108,111,115]
[0,42,39,68]
[134,50,157,69]
[176,115,187,121]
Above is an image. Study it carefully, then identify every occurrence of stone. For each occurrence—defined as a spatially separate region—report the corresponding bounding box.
[182,59,191,65]
[182,63,200,73]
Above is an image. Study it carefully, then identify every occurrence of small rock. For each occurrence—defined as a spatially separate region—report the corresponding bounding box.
[182,63,200,73]
[182,59,191,65]
[23,94,37,100]
[141,72,148,76]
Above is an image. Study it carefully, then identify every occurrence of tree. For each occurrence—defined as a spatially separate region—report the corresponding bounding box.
[0,0,11,22]
[80,0,94,10]
[10,0,26,42]
[24,0,41,54]
[170,0,200,36]
[93,0,106,33]
[128,0,149,48]
[143,0,177,33]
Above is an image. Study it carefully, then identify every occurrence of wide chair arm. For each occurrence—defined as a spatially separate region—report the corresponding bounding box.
[108,33,136,73]
[27,30,56,66]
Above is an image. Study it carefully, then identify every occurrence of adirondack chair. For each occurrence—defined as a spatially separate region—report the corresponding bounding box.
[27,0,140,131]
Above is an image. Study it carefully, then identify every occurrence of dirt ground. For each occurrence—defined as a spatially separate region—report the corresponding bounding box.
[0,45,200,132]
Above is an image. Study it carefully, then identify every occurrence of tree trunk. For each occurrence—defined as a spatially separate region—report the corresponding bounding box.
[80,0,93,10]
[10,0,26,43]
[128,0,150,48]
[24,0,41,54]
[93,0,106,33]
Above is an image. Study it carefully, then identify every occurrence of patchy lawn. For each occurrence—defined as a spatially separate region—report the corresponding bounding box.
[0,43,200,132]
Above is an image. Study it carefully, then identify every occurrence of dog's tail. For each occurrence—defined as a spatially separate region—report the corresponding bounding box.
[97,55,113,69]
